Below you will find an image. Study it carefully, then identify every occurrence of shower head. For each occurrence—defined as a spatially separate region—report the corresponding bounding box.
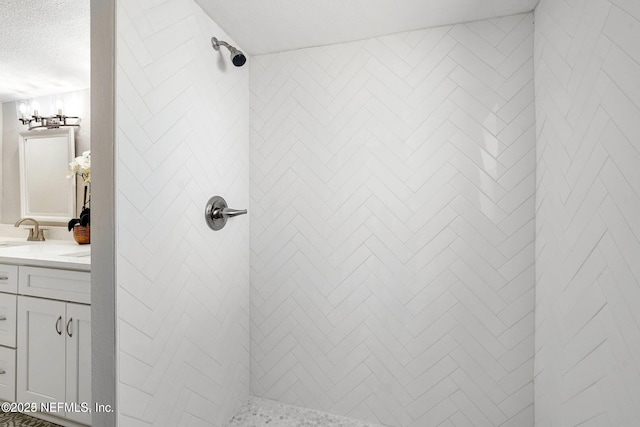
[211,37,246,67]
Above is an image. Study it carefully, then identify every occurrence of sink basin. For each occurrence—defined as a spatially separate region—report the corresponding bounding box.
[61,250,91,258]
[0,241,28,248]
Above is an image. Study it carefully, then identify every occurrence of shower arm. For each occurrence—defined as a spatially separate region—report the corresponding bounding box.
[211,37,232,51]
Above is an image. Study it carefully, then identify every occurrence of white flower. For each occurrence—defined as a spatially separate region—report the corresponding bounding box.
[66,160,79,178]
[67,150,91,183]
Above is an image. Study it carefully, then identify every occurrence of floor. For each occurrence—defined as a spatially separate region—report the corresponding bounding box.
[0,411,61,427]
[1,398,382,427]
[227,398,386,427]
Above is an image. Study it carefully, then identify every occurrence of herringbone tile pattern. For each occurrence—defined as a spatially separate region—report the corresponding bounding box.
[534,0,640,425]
[116,0,250,425]
[250,14,535,427]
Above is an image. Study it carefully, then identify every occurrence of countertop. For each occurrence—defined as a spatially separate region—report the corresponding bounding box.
[0,238,90,271]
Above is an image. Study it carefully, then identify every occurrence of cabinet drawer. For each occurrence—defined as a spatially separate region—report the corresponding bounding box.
[0,346,16,402]
[0,264,18,294]
[0,293,16,348]
[19,267,90,304]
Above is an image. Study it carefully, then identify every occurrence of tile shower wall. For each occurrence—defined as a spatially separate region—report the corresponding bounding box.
[116,0,250,425]
[534,0,640,425]
[250,14,535,427]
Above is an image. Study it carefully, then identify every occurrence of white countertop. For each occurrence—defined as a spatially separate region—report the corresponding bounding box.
[0,238,90,271]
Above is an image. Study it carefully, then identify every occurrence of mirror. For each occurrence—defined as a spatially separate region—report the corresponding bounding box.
[1,0,89,226]
[18,128,76,223]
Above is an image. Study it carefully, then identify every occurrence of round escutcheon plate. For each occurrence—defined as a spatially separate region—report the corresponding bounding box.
[205,195,228,231]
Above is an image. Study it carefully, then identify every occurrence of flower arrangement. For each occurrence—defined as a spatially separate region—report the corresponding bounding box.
[67,150,91,231]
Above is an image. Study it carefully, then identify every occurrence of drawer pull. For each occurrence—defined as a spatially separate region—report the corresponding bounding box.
[55,316,62,335]
[66,318,73,338]
[0,276,7,281]
[0,316,6,321]
[0,370,5,375]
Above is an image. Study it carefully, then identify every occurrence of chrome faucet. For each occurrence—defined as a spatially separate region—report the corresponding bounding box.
[14,218,45,241]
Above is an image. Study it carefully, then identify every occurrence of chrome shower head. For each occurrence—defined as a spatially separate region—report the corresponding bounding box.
[211,37,246,67]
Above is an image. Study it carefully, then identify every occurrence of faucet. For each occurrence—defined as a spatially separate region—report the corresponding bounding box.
[14,218,45,241]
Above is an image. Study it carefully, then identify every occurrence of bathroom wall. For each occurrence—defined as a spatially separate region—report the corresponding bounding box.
[251,13,536,427]
[534,0,640,425]
[1,89,90,223]
[0,109,3,219]
[115,0,250,425]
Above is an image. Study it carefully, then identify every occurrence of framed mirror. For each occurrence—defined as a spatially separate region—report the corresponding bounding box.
[18,128,76,223]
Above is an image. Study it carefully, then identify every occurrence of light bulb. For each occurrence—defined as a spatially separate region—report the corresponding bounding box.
[31,101,40,117]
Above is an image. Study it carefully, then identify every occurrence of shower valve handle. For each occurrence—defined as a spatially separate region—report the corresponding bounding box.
[205,196,247,231]
[215,207,247,218]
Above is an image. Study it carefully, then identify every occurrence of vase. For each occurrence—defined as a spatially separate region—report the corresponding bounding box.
[73,225,90,245]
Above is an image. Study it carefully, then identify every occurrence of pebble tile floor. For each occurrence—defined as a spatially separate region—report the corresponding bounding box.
[227,398,386,427]
[2,398,384,427]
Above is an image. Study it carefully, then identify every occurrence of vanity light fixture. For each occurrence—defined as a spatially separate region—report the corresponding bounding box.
[18,102,80,131]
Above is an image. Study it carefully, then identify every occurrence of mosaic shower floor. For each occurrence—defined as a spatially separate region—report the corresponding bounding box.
[227,397,386,427]
[2,398,384,427]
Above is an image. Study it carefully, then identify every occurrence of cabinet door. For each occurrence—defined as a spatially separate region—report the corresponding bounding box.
[0,264,18,294]
[0,293,17,347]
[65,302,91,425]
[16,296,66,406]
[0,346,16,402]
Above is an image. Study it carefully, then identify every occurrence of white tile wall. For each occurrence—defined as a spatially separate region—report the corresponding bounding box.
[116,0,250,425]
[250,14,536,427]
[534,0,640,425]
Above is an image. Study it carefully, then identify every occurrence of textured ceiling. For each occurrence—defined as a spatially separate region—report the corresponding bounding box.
[196,0,540,55]
[0,0,90,103]
[0,0,538,102]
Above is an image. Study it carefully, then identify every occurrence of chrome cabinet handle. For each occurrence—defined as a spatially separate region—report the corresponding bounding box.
[0,316,6,321]
[205,196,247,231]
[55,316,62,335]
[0,370,5,375]
[66,318,73,337]
[0,276,8,281]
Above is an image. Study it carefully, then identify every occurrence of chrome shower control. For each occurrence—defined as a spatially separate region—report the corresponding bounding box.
[205,196,247,231]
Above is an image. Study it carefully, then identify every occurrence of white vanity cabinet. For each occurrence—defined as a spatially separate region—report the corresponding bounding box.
[17,296,91,425]
[0,261,91,427]
[0,266,18,402]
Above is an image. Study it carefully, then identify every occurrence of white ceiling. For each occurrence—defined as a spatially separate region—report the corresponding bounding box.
[196,0,540,55]
[0,0,538,102]
[0,0,90,103]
